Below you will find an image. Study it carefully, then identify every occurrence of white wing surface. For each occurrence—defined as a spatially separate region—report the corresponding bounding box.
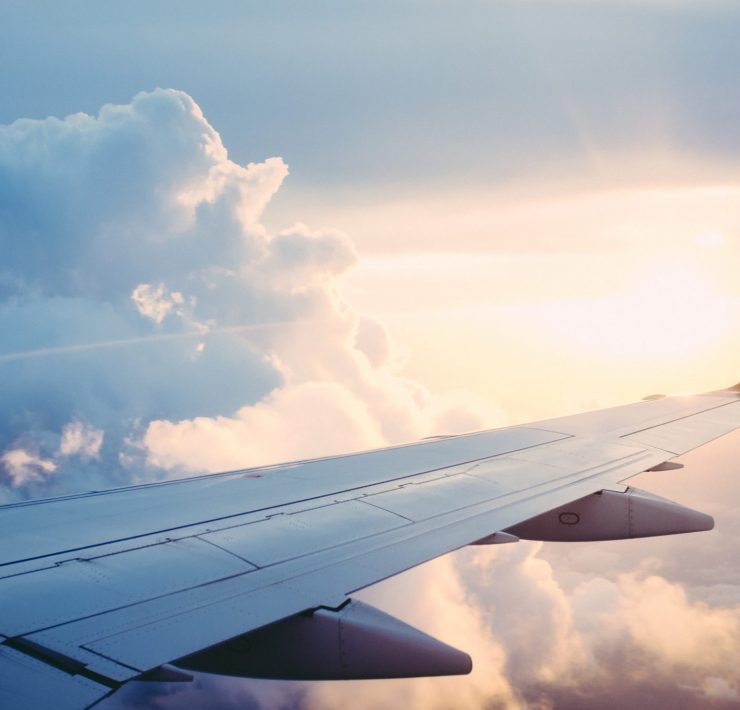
[1,385,738,708]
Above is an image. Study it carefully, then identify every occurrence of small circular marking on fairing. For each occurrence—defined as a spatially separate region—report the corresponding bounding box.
[559,512,580,525]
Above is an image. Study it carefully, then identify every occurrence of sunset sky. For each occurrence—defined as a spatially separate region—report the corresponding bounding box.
[1,1,739,708]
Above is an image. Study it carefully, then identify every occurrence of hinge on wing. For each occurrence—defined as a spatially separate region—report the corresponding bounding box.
[136,665,193,683]
[470,531,519,545]
[647,461,684,472]
[1,637,120,689]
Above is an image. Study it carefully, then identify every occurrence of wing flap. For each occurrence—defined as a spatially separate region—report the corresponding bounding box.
[0,645,111,710]
[200,499,406,567]
[0,538,253,638]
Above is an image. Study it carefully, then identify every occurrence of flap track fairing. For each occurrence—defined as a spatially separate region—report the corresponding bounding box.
[504,487,713,542]
[175,599,472,681]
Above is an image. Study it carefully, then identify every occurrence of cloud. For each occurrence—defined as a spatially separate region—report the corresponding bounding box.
[0,88,494,500]
[617,572,739,671]
[0,448,56,487]
[143,382,386,473]
[701,677,739,702]
[131,283,186,324]
[58,421,104,459]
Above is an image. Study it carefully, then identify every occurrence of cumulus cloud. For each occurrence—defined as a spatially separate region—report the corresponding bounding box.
[0,448,56,487]
[0,87,495,500]
[131,283,186,324]
[702,677,739,702]
[58,421,104,458]
[143,382,387,473]
[616,572,739,670]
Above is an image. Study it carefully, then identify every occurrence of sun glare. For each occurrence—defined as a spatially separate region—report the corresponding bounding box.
[695,231,726,248]
[542,261,731,360]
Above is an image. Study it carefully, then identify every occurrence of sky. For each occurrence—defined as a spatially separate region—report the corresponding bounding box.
[0,1,739,708]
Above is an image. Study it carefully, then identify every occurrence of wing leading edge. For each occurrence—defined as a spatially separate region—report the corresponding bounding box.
[0,384,738,708]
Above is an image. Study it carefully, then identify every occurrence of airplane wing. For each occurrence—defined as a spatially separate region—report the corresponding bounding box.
[1,384,739,709]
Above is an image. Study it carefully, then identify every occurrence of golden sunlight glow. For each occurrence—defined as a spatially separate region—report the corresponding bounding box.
[695,231,726,248]
[539,260,731,359]
[340,182,740,419]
